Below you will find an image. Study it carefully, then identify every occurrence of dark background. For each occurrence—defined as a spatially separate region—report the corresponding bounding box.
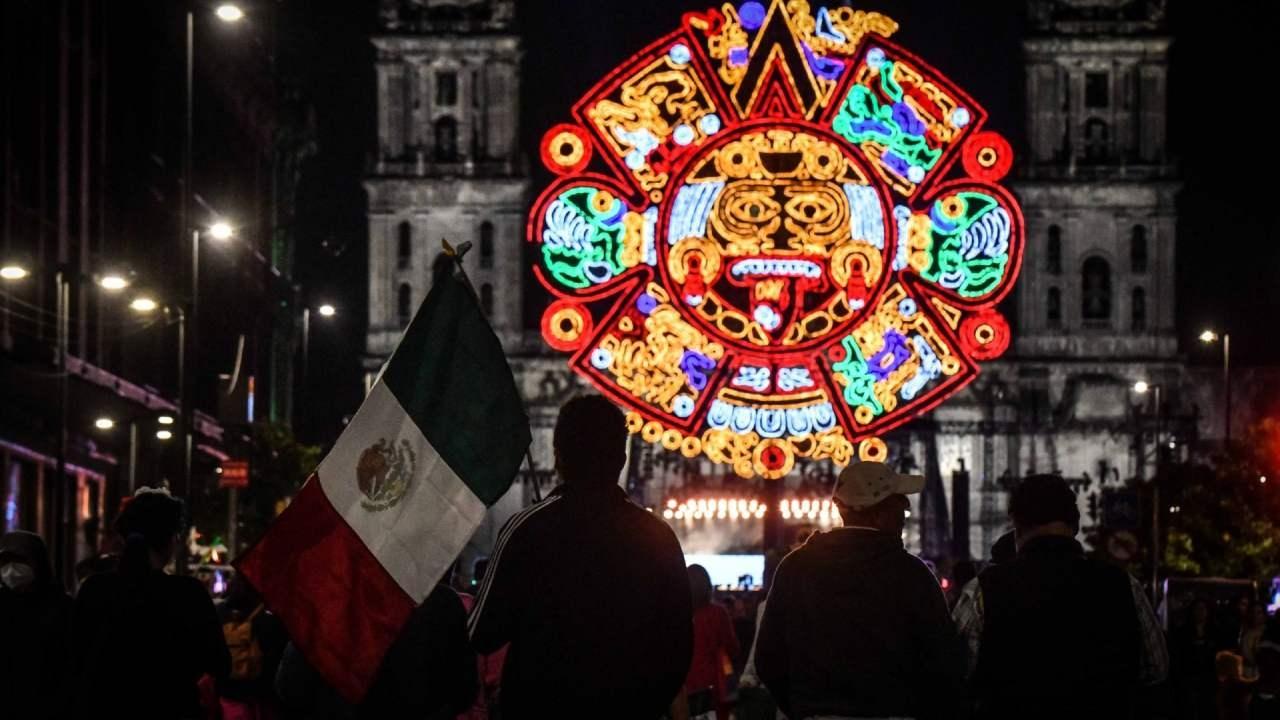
[7,1,1277,444]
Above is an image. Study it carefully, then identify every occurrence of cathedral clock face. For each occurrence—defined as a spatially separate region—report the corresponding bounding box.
[529,0,1024,479]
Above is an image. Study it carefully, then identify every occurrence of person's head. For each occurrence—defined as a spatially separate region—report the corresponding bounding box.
[115,487,185,577]
[1216,650,1246,683]
[688,564,713,608]
[1008,474,1080,548]
[1193,598,1211,625]
[554,395,627,486]
[0,531,55,594]
[831,461,923,536]
[990,530,1017,565]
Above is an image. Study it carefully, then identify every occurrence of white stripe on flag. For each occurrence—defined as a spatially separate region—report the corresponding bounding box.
[318,381,488,601]
[467,495,561,635]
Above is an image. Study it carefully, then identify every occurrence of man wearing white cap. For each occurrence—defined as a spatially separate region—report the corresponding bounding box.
[755,461,962,720]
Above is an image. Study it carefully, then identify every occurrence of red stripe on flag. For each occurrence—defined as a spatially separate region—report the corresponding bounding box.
[235,474,415,704]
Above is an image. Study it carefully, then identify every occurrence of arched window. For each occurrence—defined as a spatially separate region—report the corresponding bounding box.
[436,71,458,106]
[397,221,412,270]
[1047,225,1062,275]
[1081,256,1112,323]
[481,284,494,316]
[434,116,458,161]
[397,283,412,327]
[480,221,495,269]
[1130,225,1148,273]
[1132,287,1146,330]
[1084,118,1109,163]
[1047,287,1062,327]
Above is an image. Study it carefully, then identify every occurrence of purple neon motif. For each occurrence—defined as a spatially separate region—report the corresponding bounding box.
[729,47,749,66]
[802,43,845,81]
[680,350,716,391]
[891,101,926,136]
[739,1,766,30]
[867,330,911,381]
[636,293,658,315]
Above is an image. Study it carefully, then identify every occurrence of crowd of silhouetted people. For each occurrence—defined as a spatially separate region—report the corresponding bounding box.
[3,394,1279,719]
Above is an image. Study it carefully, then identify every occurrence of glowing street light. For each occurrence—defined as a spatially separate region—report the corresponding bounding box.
[98,273,130,291]
[156,429,174,441]
[94,417,115,430]
[215,4,245,22]
[317,304,337,318]
[1133,380,1150,394]
[207,221,234,241]
[129,296,159,313]
[0,264,28,280]
[158,415,175,426]
[1199,329,1219,344]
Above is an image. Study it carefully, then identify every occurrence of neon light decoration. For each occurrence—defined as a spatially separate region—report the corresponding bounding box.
[529,0,1023,479]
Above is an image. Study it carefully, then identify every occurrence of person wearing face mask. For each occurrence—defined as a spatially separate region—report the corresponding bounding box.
[0,530,74,719]
[72,487,230,719]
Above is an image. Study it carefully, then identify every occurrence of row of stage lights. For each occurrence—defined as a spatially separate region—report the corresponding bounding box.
[660,497,843,525]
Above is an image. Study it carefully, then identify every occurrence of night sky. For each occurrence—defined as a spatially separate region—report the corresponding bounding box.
[289,0,1280,437]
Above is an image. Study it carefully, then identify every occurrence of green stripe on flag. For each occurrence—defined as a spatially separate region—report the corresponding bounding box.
[381,271,531,505]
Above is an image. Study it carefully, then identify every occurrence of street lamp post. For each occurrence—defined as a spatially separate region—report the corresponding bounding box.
[1133,380,1165,604]
[1200,330,1231,444]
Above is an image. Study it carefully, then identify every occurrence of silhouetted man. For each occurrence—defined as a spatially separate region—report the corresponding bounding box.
[756,461,962,719]
[953,474,1168,719]
[468,395,692,719]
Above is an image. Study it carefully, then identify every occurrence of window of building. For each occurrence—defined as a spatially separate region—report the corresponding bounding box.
[1132,287,1146,330]
[481,284,493,317]
[397,221,412,269]
[1047,225,1062,275]
[1081,256,1112,323]
[1047,287,1061,327]
[1084,119,1109,163]
[480,221,495,269]
[1085,72,1109,109]
[434,116,458,161]
[1130,225,1148,273]
[436,71,458,106]
[397,284,412,327]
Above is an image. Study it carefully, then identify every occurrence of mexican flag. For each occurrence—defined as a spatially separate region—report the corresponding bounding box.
[237,268,531,703]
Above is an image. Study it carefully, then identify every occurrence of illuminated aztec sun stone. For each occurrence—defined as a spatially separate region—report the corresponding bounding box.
[530,0,1024,479]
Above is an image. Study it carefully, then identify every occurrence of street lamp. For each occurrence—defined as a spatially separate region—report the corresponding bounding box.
[156,429,174,441]
[1200,329,1231,443]
[208,221,234,241]
[98,273,130,291]
[317,303,336,318]
[158,415,175,426]
[94,417,115,430]
[1132,379,1165,604]
[0,264,28,280]
[129,296,159,313]
[214,4,245,23]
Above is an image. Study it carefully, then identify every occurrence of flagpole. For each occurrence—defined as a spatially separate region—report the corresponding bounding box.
[442,239,544,504]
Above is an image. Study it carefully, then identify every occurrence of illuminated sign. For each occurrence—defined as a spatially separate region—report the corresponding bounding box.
[530,0,1023,479]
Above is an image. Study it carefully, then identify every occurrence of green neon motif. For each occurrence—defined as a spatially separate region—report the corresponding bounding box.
[831,61,942,179]
[540,187,627,289]
[832,334,883,418]
[919,192,1011,299]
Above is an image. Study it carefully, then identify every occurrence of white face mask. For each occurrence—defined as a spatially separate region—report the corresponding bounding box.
[0,562,35,590]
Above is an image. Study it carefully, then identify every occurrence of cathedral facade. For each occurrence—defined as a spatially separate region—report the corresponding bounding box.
[365,0,1194,565]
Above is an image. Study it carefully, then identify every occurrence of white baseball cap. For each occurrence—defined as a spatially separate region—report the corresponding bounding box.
[833,461,925,511]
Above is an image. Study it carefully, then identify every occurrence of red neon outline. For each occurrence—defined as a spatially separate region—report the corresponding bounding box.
[527,3,1026,472]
